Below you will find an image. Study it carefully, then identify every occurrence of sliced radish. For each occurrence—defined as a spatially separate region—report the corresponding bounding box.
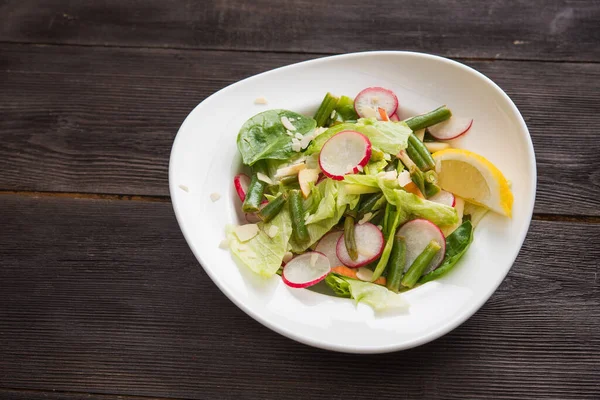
[234,174,251,202]
[315,231,344,267]
[428,190,455,207]
[282,252,331,288]
[354,87,398,119]
[298,168,319,198]
[428,117,473,140]
[396,219,446,274]
[389,113,400,122]
[336,222,384,268]
[319,131,372,180]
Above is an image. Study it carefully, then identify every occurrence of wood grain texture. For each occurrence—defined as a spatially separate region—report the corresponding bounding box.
[0,388,170,400]
[0,194,598,400]
[1,44,599,215]
[0,0,599,62]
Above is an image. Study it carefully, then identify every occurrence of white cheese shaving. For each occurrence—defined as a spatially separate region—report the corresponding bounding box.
[178,184,189,192]
[256,172,273,185]
[383,170,398,181]
[275,163,306,178]
[254,96,268,105]
[282,252,294,264]
[294,132,304,140]
[377,225,383,231]
[383,152,391,161]
[267,225,279,238]
[356,165,364,172]
[356,267,374,282]
[291,142,302,152]
[361,106,378,119]
[358,212,373,225]
[285,130,294,137]
[357,245,378,258]
[397,170,412,187]
[313,127,328,137]
[281,116,296,131]
[218,239,230,249]
[330,110,336,119]
[210,192,221,202]
[234,224,259,242]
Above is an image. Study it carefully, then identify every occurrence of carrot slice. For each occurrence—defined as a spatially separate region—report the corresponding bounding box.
[378,107,390,121]
[331,266,387,285]
[403,181,425,199]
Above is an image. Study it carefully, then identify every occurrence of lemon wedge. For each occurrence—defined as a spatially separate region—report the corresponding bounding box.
[432,149,513,217]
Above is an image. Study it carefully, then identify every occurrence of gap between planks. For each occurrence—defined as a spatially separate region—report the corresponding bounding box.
[0,41,599,65]
[1,190,599,224]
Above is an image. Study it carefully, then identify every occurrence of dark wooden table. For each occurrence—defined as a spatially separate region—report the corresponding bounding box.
[1,1,599,399]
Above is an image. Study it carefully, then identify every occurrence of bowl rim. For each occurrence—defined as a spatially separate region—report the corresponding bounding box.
[168,50,537,353]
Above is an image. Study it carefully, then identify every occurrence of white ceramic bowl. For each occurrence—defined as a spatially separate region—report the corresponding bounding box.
[169,51,536,353]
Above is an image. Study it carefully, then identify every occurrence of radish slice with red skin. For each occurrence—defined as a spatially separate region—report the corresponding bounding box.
[428,118,473,140]
[319,131,372,180]
[336,222,385,268]
[389,113,400,122]
[315,231,344,267]
[428,190,455,207]
[282,252,331,288]
[396,219,446,274]
[354,87,398,119]
[234,174,251,202]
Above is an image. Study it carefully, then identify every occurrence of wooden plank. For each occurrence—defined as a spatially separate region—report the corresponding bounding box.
[0,194,598,399]
[0,388,170,400]
[0,0,599,62]
[1,45,599,215]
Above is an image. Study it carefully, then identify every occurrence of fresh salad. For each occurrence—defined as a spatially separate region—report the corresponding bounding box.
[224,87,513,312]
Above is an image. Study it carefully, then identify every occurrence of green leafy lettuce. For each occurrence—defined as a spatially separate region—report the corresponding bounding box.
[237,110,316,166]
[325,274,409,312]
[306,118,411,156]
[226,209,293,277]
[419,220,474,284]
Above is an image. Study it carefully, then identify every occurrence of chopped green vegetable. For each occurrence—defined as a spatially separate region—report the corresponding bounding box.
[242,161,268,212]
[258,193,287,222]
[344,210,358,261]
[401,240,441,288]
[314,92,340,127]
[386,235,406,292]
[419,220,474,284]
[334,95,359,121]
[404,105,452,132]
[372,207,406,281]
[289,190,309,243]
[407,133,435,171]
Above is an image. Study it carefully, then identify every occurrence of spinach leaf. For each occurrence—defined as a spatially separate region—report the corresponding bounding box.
[237,110,316,166]
[418,220,474,284]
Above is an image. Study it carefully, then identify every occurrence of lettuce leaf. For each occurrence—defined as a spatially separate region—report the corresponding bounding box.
[237,110,316,166]
[226,209,293,277]
[289,204,346,253]
[306,119,411,156]
[376,177,458,227]
[325,274,409,312]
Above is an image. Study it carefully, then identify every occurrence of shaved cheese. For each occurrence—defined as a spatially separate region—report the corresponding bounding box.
[330,110,336,119]
[234,224,259,242]
[285,130,294,137]
[267,225,279,238]
[356,267,374,282]
[178,184,189,192]
[257,172,273,185]
[294,132,303,140]
[275,163,306,178]
[254,96,268,105]
[361,106,378,119]
[291,142,302,152]
[383,170,398,181]
[356,165,364,172]
[397,170,412,187]
[377,225,383,230]
[281,116,296,131]
[218,239,230,249]
[210,192,221,202]
[313,127,328,137]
